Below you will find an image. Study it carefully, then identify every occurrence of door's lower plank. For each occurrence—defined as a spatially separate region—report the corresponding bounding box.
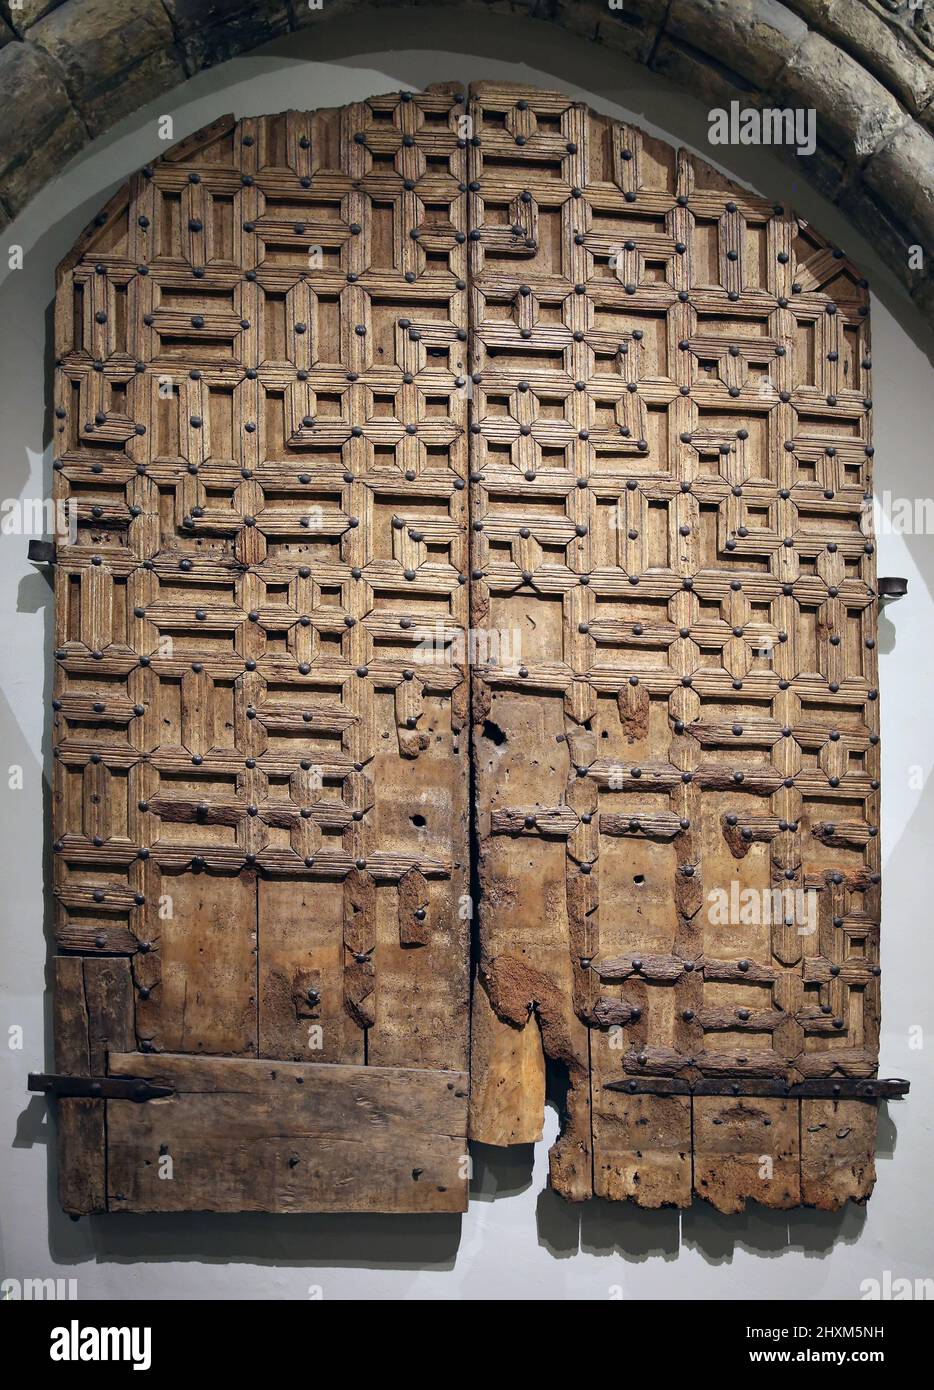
[257,876,361,1065]
[468,974,545,1146]
[106,1053,468,1213]
[52,957,102,1215]
[591,1086,879,1210]
[800,1098,877,1209]
[57,1099,106,1216]
[139,870,257,1056]
[52,955,134,1215]
[693,1096,801,1213]
[592,1084,692,1208]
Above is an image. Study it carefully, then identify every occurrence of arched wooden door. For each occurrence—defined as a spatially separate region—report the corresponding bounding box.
[44,88,472,1214]
[38,82,898,1215]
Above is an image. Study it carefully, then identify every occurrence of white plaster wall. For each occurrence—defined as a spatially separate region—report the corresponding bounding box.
[1,7,931,1301]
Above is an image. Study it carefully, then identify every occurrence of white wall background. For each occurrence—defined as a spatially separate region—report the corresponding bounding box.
[1,6,931,1301]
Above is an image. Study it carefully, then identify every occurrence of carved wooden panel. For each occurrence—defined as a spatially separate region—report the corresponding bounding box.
[49,90,471,1213]
[45,80,894,1216]
[466,82,885,1211]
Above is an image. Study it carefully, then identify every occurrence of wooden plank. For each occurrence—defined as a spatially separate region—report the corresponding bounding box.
[693,1096,801,1212]
[84,956,135,1071]
[51,956,134,1214]
[801,1098,876,1209]
[53,955,90,1076]
[106,1053,468,1213]
[592,1092,692,1208]
[591,1038,692,1207]
[365,692,470,1073]
[139,870,256,1056]
[257,875,362,1063]
[57,1100,107,1217]
[468,974,545,1145]
[52,956,106,1215]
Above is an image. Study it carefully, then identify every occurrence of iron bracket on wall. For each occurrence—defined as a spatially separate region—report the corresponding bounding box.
[603,1076,910,1100]
[27,540,56,566]
[878,576,908,600]
[28,1073,173,1102]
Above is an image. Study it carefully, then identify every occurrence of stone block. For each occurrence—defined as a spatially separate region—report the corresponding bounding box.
[162,0,290,70]
[0,38,86,217]
[666,0,808,86]
[30,0,186,136]
[864,119,934,248]
[777,31,906,163]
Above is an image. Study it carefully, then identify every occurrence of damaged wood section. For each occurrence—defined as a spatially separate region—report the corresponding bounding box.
[592,1087,876,1213]
[466,81,886,1209]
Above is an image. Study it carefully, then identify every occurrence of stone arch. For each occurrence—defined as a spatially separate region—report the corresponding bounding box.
[1,1,933,325]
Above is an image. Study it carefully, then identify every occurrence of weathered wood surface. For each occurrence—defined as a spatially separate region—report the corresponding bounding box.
[47,80,887,1214]
[107,1053,469,1213]
[49,91,471,1214]
[801,1098,877,1210]
[52,954,133,1214]
[693,1096,801,1213]
[466,81,882,1209]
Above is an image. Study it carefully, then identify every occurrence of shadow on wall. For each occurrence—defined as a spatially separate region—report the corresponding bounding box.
[20,1097,903,1270]
[0,4,924,1279]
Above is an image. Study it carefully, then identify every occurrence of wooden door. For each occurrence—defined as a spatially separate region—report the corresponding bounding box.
[466,82,894,1212]
[41,82,899,1216]
[44,91,471,1213]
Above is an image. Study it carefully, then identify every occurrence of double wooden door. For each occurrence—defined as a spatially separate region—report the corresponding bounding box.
[41,83,891,1214]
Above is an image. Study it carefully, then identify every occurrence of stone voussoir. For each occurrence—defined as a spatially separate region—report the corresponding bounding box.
[0,0,930,335]
[863,119,934,250]
[776,29,908,163]
[666,0,809,88]
[560,0,664,63]
[798,0,934,114]
[29,0,186,137]
[0,36,86,216]
[161,0,291,71]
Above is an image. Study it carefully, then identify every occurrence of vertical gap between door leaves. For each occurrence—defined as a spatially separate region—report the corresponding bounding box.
[254,872,260,1060]
[464,88,482,1106]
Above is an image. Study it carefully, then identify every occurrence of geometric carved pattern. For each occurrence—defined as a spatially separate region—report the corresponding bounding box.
[50,92,471,1213]
[47,82,888,1215]
[466,83,882,1211]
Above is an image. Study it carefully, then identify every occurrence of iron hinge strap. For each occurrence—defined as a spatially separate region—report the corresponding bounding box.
[28,1073,173,1102]
[603,1077,910,1100]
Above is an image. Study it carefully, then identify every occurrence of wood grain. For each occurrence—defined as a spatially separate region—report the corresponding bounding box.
[800,1097,876,1208]
[52,955,133,1214]
[49,91,471,1214]
[107,1053,468,1213]
[466,81,883,1209]
[47,80,888,1214]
